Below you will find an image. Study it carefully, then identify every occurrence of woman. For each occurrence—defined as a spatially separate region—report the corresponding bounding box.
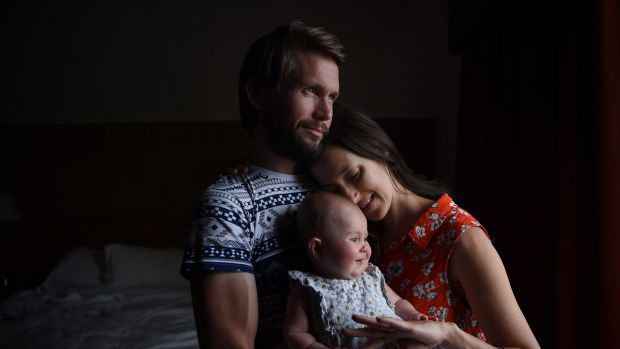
[309,105,540,349]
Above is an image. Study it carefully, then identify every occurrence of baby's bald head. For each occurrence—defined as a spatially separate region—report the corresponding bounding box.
[296,191,361,242]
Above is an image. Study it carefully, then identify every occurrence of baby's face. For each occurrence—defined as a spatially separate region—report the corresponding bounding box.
[318,203,371,280]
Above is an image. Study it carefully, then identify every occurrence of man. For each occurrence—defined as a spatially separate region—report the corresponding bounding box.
[181,21,345,348]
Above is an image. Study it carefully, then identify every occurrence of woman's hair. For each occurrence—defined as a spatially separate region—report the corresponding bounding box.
[319,104,448,200]
[238,20,346,134]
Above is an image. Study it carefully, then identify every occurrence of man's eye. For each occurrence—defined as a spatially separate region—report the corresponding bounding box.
[304,87,317,95]
[350,171,360,180]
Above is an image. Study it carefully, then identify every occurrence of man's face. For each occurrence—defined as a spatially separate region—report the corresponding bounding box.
[264,50,340,160]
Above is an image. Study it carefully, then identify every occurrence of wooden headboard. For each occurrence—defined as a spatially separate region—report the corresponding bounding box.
[0,118,435,285]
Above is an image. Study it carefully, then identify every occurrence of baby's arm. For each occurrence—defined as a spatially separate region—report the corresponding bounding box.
[385,284,430,321]
[284,283,331,349]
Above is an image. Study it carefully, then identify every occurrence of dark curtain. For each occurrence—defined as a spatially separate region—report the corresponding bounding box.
[452,1,604,348]
[600,0,620,346]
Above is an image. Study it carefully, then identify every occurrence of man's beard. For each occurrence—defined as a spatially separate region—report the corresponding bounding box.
[265,116,325,162]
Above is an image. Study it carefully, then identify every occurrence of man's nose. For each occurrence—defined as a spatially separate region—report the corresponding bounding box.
[313,97,333,121]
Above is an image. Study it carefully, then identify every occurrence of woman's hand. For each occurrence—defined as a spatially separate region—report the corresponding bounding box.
[342,314,454,349]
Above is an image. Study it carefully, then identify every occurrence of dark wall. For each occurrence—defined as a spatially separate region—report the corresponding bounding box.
[1,0,461,184]
[2,0,460,121]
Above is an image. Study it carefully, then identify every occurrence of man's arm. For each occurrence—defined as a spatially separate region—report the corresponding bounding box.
[190,271,258,349]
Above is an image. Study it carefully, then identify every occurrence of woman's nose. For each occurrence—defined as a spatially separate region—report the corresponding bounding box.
[342,187,359,203]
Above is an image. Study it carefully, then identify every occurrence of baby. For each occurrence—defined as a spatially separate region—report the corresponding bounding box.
[284,192,429,349]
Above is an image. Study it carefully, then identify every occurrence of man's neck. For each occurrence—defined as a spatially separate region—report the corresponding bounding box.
[250,139,301,175]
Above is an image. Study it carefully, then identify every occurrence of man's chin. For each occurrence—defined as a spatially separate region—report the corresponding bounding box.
[289,139,322,161]
[269,132,322,161]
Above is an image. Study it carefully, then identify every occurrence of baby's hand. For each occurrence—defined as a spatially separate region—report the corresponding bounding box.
[408,311,439,321]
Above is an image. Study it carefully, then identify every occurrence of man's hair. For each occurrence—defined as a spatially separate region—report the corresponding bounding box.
[318,105,448,200]
[238,20,345,133]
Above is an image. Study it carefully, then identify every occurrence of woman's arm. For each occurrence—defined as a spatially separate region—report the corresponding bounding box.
[448,227,540,349]
[283,283,330,349]
[342,227,540,349]
[343,314,500,349]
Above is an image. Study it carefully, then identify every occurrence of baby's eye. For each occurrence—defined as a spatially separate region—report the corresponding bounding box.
[350,237,359,242]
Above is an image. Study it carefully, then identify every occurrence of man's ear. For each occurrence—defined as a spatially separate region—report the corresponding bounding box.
[246,78,270,110]
[308,237,323,258]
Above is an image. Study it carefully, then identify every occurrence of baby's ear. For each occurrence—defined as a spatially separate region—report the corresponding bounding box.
[308,237,323,257]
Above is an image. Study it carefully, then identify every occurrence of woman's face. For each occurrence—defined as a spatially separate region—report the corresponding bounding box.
[310,145,395,222]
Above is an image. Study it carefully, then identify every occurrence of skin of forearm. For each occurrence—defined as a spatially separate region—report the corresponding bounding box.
[443,323,526,349]
[305,342,330,349]
[285,332,329,349]
[202,329,255,349]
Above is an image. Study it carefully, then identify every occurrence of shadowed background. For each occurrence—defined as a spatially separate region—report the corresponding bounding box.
[1,0,618,348]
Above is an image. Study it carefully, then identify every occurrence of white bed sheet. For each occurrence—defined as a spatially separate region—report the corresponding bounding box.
[0,285,198,349]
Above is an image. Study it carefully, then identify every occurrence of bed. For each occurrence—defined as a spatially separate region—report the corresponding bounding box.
[0,244,198,349]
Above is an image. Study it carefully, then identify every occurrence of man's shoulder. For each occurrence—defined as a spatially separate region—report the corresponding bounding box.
[194,175,251,212]
[202,168,316,199]
[206,174,251,194]
[200,168,317,206]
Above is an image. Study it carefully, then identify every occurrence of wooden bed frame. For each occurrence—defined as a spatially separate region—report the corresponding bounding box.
[0,118,435,287]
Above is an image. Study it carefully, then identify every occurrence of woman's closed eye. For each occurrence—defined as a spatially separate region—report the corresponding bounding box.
[349,170,360,181]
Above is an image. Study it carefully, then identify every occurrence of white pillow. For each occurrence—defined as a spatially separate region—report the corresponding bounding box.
[44,247,104,288]
[103,244,187,288]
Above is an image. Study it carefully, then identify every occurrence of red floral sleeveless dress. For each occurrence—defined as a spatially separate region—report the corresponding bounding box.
[373,194,489,341]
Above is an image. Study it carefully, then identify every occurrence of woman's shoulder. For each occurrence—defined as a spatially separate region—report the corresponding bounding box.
[399,194,490,253]
[429,195,486,235]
